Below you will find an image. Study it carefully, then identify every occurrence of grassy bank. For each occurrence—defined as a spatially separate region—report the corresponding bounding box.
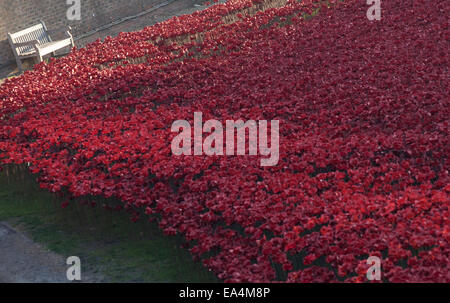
[0,165,219,283]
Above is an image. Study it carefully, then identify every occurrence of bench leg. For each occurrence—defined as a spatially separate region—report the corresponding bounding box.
[15,56,24,73]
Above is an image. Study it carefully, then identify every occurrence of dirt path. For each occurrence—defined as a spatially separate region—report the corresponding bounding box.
[0,222,76,282]
[76,0,221,46]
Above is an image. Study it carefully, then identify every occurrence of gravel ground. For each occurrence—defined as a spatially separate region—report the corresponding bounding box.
[0,222,97,283]
[75,0,223,46]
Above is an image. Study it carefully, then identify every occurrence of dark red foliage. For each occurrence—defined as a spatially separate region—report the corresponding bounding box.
[0,0,448,282]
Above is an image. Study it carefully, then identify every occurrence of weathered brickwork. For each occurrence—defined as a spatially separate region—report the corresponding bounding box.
[0,0,163,65]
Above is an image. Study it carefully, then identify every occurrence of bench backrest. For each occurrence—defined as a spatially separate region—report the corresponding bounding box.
[8,21,51,55]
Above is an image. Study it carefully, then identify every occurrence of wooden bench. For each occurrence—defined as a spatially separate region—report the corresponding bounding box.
[7,21,74,72]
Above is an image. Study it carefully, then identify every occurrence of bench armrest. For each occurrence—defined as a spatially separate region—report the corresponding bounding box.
[46,26,73,38]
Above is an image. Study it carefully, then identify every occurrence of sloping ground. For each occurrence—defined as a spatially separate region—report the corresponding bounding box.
[0,0,226,84]
[0,168,218,283]
[0,0,448,282]
[0,222,77,283]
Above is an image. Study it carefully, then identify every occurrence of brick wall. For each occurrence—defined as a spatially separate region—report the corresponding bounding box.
[0,0,163,66]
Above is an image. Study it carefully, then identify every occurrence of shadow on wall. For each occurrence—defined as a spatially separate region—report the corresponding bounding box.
[0,0,165,67]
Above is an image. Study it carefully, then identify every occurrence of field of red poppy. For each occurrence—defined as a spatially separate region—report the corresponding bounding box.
[0,0,448,282]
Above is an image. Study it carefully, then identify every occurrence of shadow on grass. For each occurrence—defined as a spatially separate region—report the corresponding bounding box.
[0,165,219,283]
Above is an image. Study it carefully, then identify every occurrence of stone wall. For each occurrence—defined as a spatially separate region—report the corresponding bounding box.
[0,0,163,66]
